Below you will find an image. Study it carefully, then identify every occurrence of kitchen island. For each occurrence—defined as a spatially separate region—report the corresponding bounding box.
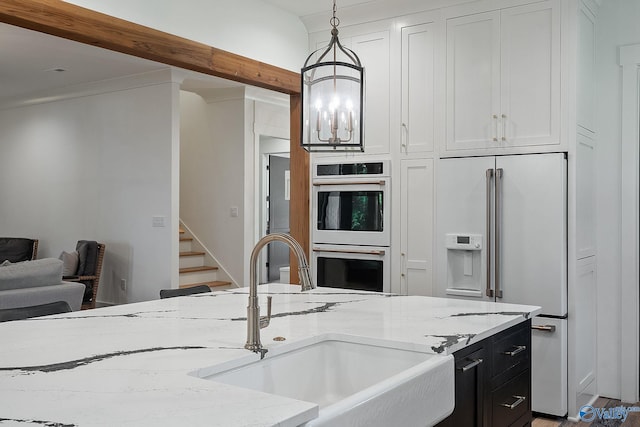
[0,284,540,426]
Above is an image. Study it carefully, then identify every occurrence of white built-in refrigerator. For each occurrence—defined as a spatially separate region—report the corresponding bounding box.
[435,152,567,416]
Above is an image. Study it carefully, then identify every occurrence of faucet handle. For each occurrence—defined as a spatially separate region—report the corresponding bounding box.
[260,296,272,329]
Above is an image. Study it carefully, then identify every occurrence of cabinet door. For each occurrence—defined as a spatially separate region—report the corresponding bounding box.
[436,345,488,427]
[577,1,597,133]
[400,159,433,296]
[401,22,435,154]
[446,11,501,151]
[500,0,560,147]
[352,30,391,154]
[576,132,596,258]
[574,257,597,409]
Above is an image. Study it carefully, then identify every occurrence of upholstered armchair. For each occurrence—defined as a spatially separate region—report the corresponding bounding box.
[61,241,105,309]
[0,238,38,263]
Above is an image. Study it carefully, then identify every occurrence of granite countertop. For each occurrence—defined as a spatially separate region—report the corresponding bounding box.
[0,284,540,426]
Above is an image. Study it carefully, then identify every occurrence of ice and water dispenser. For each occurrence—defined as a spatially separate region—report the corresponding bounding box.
[444,233,483,297]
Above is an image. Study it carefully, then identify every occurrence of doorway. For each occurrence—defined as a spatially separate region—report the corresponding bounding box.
[258,136,290,283]
[267,154,290,282]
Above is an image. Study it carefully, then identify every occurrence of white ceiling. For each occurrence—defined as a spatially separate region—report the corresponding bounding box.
[0,23,240,105]
[262,0,376,18]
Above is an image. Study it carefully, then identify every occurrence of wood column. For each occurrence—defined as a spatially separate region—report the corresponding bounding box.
[289,94,310,284]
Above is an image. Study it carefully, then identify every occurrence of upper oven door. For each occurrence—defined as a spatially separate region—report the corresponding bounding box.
[312,178,390,246]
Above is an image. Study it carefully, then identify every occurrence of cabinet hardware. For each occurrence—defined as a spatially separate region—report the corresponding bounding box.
[460,358,484,372]
[501,395,526,410]
[313,180,386,186]
[502,345,526,356]
[485,169,494,298]
[531,324,556,333]
[501,114,507,141]
[493,114,499,141]
[401,123,408,153]
[312,248,385,256]
[495,168,503,298]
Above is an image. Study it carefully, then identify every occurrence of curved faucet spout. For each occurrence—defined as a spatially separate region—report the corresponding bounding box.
[245,233,315,357]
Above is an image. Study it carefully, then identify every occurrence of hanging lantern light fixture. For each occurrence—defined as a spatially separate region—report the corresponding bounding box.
[301,1,365,152]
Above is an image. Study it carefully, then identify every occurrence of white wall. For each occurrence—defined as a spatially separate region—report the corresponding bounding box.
[180,90,247,285]
[180,90,290,287]
[63,0,308,73]
[595,0,640,398]
[0,72,179,304]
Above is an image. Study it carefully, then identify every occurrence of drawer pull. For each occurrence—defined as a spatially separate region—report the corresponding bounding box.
[502,345,526,356]
[531,324,556,333]
[459,358,483,372]
[501,395,526,410]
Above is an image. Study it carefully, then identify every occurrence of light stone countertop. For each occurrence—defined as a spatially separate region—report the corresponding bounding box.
[0,284,541,426]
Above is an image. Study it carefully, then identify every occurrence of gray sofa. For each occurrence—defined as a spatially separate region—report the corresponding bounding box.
[0,258,85,311]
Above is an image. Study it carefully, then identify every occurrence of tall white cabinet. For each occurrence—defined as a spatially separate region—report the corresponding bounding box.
[400,159,433,296]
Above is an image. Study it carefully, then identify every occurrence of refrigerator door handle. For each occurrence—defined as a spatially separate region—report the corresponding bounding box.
[531,324,557,333]
[485,168,494,298]
[495,168,503,298]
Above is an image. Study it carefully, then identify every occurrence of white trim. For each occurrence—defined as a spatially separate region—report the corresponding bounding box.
[618,43,640,403]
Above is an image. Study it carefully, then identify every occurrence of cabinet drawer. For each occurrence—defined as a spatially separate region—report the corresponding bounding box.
[491,370,530,427]
[492,323,530,379]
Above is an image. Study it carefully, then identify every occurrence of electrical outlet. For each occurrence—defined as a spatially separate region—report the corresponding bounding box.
[120,279,127,291]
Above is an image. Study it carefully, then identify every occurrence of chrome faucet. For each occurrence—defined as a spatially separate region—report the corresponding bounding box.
[245,233,315,358]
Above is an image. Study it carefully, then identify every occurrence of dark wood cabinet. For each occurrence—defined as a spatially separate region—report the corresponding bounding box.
[436,320,531,427]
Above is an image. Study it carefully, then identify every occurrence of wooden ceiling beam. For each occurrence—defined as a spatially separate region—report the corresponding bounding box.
[0,0,301,95]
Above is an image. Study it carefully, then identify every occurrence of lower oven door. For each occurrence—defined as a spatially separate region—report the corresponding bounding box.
[312,244,390,293]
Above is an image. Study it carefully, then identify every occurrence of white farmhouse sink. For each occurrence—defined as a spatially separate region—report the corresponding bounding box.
[191,334,454,426]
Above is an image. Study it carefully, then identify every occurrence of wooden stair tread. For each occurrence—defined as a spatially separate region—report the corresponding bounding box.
[179,237,193,242]
[180,281,232,289]
[180,251,205,257]
[179,227,185,234]
[179,266,218,274]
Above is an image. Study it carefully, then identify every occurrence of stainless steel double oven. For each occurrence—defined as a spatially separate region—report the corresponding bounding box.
[312,160,390,293]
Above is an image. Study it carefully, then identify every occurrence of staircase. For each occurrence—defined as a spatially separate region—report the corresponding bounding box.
[179,227,234,291]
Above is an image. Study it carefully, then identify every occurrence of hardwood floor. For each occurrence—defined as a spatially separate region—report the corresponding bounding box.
[533,398,640,426]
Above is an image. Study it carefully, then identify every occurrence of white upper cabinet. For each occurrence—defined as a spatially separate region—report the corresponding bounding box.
[577,1,596,134]
[446,11,500,151]
[445,0,560,154]
[400,22,436,155]
[353,30,391,154]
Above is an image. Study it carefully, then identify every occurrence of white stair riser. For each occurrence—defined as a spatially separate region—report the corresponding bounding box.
[179,270,218,285]
[179,240,192,252]
[179,255,205,269]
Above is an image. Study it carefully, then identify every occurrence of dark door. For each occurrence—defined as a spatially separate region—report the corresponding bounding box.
[267,155,290,282]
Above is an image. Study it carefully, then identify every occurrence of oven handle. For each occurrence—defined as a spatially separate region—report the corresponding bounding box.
[313,247,386,256]
[313,180,387,186]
